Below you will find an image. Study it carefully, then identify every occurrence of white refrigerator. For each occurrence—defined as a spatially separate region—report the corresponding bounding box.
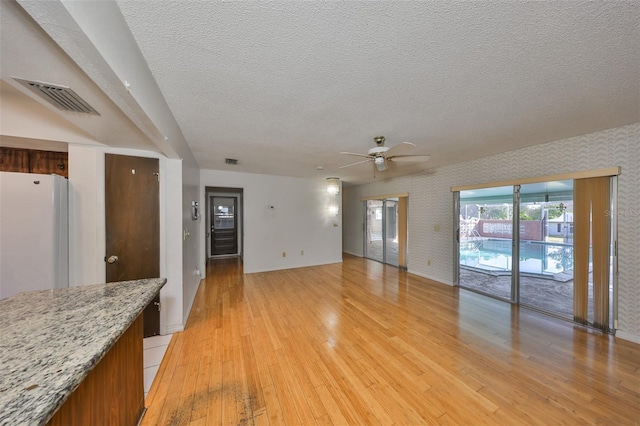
[0,172,69,299]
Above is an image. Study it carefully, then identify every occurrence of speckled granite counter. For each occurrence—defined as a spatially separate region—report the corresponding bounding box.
[0,278,166,426]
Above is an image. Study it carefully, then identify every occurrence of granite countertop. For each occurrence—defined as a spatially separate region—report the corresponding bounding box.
[0,278,166,426]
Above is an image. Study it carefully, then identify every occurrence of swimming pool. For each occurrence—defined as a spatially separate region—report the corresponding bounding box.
[460,238,573,276]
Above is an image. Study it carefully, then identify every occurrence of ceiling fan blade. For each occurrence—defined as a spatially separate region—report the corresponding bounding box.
[339,158,373,169]
[382,142,416,158]
[388,154,431,163]
[340,151,372,159]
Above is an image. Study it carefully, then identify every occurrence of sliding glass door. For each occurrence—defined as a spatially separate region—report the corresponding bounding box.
[518,181,574,319]
[456,177,616,332]
[365,200,384,263]
[458,186,514,301]
[365,198,401,267]
[384,200,399,267]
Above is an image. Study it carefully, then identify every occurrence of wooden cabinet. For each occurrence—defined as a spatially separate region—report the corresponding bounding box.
[46,315,145,426]
[0,147,30,173]
[0,147,68,178]
[29,150,68,178]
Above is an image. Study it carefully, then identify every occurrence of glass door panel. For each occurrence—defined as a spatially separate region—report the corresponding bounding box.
[518,181,574,318]
[459,186,514,301]
[385,199,399,267]
[365,200,384,263]
[212,196,237,255]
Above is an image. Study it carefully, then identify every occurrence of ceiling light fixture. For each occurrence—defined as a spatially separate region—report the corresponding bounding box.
[374,157,387,171]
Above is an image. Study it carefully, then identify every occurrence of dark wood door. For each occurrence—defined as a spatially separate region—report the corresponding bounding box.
[105,154,160,337]
[211,196,238,255]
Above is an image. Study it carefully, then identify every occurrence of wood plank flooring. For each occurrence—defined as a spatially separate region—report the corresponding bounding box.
[142,254,640,425]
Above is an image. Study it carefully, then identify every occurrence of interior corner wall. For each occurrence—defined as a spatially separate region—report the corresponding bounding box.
[343,123,640,343]
[67,144,186,335]
[181,158,201,328]
[200,170,343,275]
[342,185,364,257]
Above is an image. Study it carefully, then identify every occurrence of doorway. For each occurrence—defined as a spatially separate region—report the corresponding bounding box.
[105,154,160,337]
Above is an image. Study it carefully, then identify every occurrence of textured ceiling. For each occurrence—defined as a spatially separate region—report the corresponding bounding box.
[115,1,639,184]
[76,3,640,183]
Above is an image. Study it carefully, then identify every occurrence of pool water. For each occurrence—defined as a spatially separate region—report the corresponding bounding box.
[460,239,573,276]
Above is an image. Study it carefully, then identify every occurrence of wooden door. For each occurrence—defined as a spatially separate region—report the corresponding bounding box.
[105,154,160,337]
[211,196,238,255]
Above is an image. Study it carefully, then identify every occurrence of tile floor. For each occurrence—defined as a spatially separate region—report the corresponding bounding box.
[143,334,172,398]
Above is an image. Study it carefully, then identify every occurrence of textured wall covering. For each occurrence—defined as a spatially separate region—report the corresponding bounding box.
[343,123,640,342]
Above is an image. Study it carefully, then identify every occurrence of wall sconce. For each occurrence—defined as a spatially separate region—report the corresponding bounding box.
[326,177,340,195]
[328,203,340,216]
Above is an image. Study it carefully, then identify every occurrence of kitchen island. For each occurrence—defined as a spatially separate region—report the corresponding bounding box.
[0,278,166,426]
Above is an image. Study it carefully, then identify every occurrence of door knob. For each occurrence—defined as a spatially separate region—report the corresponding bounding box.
[107,255,119,264]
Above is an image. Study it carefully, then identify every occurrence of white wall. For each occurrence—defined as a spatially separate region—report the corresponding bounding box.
[68,144,187,334]
[344,123,640,344]
[200,170,343,275]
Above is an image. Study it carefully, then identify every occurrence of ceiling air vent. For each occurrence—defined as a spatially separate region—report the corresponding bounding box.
[225,158,238,165]
[13,78,100,115]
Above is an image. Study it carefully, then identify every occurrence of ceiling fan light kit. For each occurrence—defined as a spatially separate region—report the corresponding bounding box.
[339,136,430,173]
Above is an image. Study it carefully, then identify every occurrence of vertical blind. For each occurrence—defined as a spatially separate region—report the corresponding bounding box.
[573,176,611,330]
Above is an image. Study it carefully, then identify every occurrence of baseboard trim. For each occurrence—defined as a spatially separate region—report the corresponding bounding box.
[615,330,640,344]
[244,259,343,275]
[407,269,454,286]
[164,324,184,334]
[343,250,363,257]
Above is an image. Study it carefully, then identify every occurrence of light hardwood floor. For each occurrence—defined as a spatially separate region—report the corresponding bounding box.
[143,254,640,425]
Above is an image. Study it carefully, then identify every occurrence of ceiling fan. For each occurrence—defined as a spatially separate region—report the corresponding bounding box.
[340,136,430,172]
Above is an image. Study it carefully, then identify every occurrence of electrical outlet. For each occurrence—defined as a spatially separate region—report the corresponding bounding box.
[300,250,304,255]
[434,225,440,232]
[427,259,432,266]
[282,252,286,258]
